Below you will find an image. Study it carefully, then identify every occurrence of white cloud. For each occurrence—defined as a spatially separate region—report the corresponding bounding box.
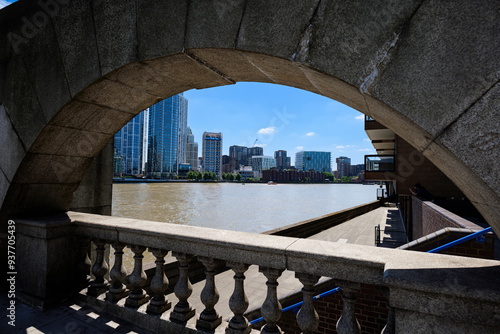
[306,132,316,136]
[336,145,355,149]
[295,146,304,150]
[363,138,371,142]
[257,126,276,135]
[255,143,267,147]
[355,114,364,120]
[0,1,10,9]
[358,148,373,152]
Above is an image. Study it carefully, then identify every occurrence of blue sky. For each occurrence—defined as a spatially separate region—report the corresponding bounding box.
[0,0,14,9]
[184,83,374,166]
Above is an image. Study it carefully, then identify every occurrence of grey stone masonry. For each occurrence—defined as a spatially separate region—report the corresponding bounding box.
[15,212,500,333]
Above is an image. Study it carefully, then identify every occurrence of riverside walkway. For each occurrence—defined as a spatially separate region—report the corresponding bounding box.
[3,206,406,333]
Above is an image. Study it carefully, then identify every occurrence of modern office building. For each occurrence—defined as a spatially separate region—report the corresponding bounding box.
[295,151,332,172]
[147,94,188,178]
[186,127,198,171]
[177,97,189,168]
[202,132,223,179]
[336,156,351,178]
[247,146,263,160]
[274,150,291,170]
[114,110,148,175]
[249,156,276,177]
[229,145,248,171]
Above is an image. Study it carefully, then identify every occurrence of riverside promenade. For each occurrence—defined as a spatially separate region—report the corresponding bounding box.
[3,206,405,333]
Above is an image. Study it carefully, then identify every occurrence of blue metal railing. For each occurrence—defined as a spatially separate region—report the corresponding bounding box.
[250,287,341,324]
[427,227,492,253]
[250,226,494,325]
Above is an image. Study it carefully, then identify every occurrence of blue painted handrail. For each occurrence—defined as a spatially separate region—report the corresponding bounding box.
[427,227,492,253]
[250,287,341,324]
[250,226,494,325]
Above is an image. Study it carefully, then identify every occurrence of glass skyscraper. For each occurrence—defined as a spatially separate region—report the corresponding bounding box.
[295,151,332,172]
[114,111,147,175]
[186,127,198,170]
[147,93,188,178]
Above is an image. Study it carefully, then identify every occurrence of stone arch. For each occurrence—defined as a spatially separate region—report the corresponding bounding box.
[1,0,499,234]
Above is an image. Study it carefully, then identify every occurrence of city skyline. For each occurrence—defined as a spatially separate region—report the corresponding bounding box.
[184,82,375,166]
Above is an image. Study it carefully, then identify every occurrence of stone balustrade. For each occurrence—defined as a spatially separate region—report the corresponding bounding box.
[16,212,500,333]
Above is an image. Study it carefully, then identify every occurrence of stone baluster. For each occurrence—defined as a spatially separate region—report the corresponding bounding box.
[77,237,91,289]
[381,287,395,334]
[88,239,109,296]
[226,262,251,334]
[196,256,222,330]
[259,267,285,334]
[106,242,129,302]
[295,273,320,334]
[170,252,196,323]
[147,248,171,314]
[336,280,361,334]
[125,245,150,307]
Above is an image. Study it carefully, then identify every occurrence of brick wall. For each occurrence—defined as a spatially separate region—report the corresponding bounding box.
[252,281,388,334]
[412,197,482,239]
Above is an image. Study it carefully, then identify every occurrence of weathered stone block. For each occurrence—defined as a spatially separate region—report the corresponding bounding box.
[185,0,245,49]
[74,78,157,115]
[49,100,136,135]
[304,0,421,85]
[3,56,46,149]
[436,81,500,200]
[12,153,93,185]
[52,0,101,97]
[16,215,79,309]
[0,104,26,181]
[17,9,71,122]
[237,0,319,59]
[3,183,79,215]
[145,53,234,90]
[136,0,187,61]
[92,0,137,75]
[370,0,500,137]
[28,125,113,157]
[104,62,189,100]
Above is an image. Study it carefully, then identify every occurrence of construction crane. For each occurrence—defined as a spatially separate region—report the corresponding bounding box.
[253,139,258,147]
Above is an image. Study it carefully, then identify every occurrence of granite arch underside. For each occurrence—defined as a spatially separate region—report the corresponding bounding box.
[0,0,499,234]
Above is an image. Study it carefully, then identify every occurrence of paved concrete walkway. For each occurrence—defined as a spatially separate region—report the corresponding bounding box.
[6,206,407,331]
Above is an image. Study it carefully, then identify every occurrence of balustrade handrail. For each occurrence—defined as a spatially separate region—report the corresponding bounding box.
[68,211,500,301]
[61,211,500,333]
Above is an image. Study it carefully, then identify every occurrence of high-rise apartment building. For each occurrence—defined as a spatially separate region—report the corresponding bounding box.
[336,156,351,178]
[114,110,148,175]
[202,132,223,178]
[229,145,248,171]
[147,94,188,177]
[295,151,331,172]
[274,150,291,170]
[350,164,365,177]
[186,127,198,170]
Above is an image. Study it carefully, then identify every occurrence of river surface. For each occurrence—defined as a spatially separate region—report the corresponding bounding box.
[112,182,379,233]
